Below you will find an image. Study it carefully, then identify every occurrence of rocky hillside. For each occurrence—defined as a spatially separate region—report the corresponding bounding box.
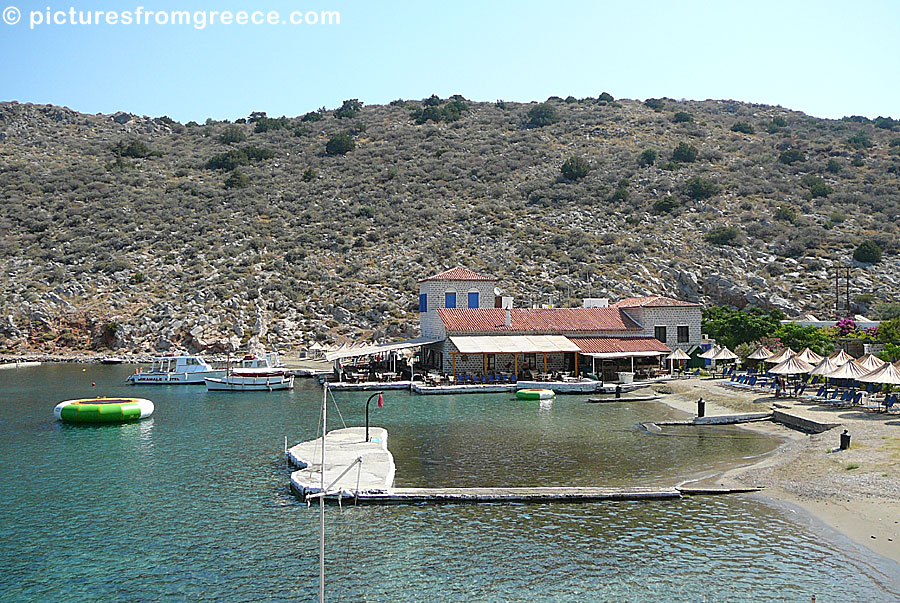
[1,95,898,355]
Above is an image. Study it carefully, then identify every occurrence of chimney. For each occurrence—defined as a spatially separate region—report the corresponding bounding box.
[505,308,511,327]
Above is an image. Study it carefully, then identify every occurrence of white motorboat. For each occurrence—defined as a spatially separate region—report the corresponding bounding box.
[126,355,225,384]
[205,352,294,391]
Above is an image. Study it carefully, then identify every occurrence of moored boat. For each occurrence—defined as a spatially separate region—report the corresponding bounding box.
[126,355,225,385]
[205,352,293,391]
[516,388,555,400]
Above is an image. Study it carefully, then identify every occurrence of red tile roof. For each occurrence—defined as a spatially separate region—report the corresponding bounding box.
[612,296,701,308]
[419,267,496,282]
[438,308,643,334]
[571,337,671,355]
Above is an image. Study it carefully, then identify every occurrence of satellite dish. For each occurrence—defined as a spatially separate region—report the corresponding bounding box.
[493,287,502,296]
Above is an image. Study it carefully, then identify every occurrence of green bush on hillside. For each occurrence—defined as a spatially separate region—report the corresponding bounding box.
[673,111,693,123]
[325,133,355,155]
[778,149,804,165]
[560,156,590,181]
[639,148,658,166]
[731,121,755,134]
[335,99,363,119]
[525,103,559,128]
[704,226,740,246]
[671,142,698,163]
[853,240,882,264]
[684,176,720,200]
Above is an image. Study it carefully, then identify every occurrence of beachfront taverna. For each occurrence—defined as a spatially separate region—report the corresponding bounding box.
[416,267,701,380]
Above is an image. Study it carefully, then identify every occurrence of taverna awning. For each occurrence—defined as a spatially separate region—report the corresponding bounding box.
[326,336,442,361]
[449,335,581,355]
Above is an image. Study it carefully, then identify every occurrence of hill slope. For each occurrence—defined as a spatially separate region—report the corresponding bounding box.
[1,95,898,354]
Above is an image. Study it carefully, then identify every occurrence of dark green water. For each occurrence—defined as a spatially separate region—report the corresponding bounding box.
[1,364,899,601]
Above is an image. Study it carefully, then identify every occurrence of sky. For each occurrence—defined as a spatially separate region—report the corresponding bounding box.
[1,0,898,122]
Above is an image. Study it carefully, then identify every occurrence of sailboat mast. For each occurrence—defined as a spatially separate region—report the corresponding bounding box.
[319,382,327,603]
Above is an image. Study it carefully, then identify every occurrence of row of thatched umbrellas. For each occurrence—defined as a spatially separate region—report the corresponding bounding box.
[746,345,900,386]
[665,343,900,386]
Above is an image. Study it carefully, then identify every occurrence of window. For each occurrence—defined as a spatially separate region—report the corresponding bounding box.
[654,326,667,342]
[486,354,495,371]
[468,291,479,308]
[419,293,427,313]
[524,353,536,368]
[445,291,456,309]
[677,326,689,343]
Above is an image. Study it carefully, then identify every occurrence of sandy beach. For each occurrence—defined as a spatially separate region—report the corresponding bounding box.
[654,377,900,564]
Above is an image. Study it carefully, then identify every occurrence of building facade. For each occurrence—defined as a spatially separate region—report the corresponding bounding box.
[417,267,702,378]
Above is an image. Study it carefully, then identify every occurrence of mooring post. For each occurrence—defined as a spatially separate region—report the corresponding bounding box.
[365,391,384,442]
[697,397,705,418]
[840,429,851,450]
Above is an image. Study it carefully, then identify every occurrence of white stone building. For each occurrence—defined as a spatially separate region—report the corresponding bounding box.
[416,267,702,379]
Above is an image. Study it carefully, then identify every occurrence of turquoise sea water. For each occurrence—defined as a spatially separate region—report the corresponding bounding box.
[1,364,899,601]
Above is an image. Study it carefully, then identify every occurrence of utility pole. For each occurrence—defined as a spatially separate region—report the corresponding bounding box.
[834,266,851,318]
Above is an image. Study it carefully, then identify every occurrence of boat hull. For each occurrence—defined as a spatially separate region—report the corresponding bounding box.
[205,375,294,391]
[127,370,225,385]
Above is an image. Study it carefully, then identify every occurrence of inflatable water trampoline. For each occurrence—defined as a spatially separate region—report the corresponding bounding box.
[515,388,555,401]
[54,398,155,424]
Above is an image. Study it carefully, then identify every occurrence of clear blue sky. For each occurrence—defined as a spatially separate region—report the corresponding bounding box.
[1,0,898,122]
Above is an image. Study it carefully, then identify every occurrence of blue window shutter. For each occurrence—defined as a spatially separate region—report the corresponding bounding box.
[445,292,456,309]
[468,291,479,308]
[419,293,427,313]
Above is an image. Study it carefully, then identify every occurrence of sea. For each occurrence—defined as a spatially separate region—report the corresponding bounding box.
[1,363,899,601]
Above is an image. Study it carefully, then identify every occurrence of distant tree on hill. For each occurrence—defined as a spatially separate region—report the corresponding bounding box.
[801,174,832,199]
[671,142,698,163]
[423,94,442,107]
[639,148,658,166]
[731,121,755,134]
[325,132,355,155]
[224,170,250,189]
[778,149,804,165]
[652,196,679,213]
[673,111,693,123]
[525,103,559,128]
[300,111,323,122]
[644,98,664,111]
[335,99,363,119]
[112,140,162,159]
[302,168,316,182]
[560,156,590,181]
[219,125,246,144]
[684,176,720,200]
[205,146,273,170]
[825,159,842,174]
[853,240,882,264]
[845,131,873,150]
[704,226,740,246]
[598,92,614,102]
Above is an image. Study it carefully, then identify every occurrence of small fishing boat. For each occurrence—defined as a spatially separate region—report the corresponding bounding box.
[516,388,555,400]
[205,353,294,391]
[126,355,225,385]
[54,397,154,423]
[99,356,125,364]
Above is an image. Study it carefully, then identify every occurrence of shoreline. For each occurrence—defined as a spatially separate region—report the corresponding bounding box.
[652,378,900,565]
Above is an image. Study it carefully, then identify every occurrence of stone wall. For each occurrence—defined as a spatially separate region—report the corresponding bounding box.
[633,307,702,351]
[418,278,497,339]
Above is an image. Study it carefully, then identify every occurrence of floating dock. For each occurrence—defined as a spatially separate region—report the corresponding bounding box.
[287,427,761,505]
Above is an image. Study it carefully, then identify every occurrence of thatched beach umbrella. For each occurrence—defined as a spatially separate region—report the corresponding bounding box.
[858,362,900,386]
[666,348,691,373]
[825,360,870,381]
[698,346,720,360]
[829,349,855,365]
[766,348,796,365]
[796,347,824,365]
[747,346,773,361]
[856,353,887,372]
[810,357,841,377]
[711,347,739,361]
[770,355,814,375]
